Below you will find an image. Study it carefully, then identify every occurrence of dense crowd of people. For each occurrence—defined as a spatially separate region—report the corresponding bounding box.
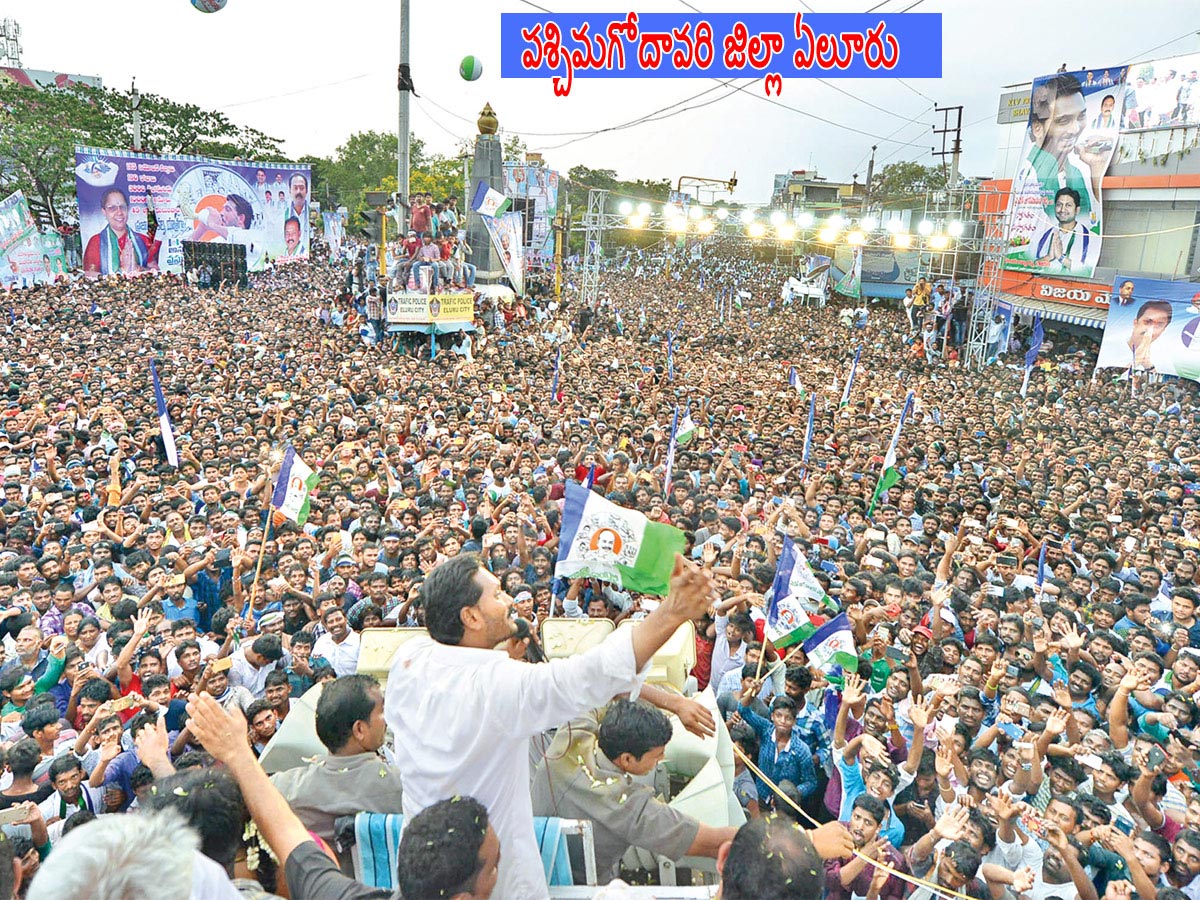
[0,231,1197,900]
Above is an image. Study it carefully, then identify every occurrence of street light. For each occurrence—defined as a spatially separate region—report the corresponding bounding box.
[884,217,903,234]
[893,232,913,248]
[739,208,756,224]
[796,211,814,228]
[714,208,729,220]
[769,210,786,227]
[817,228,838,243]
[668,217,688,233]
[847,230,866,245]
[861,216,878,232]
[917,219,934,236]
[628,215,646,229]
[828,214,845,230]
[928,234,950,250]
[697,219,715,234]
[637,202,651,216]
[688,205,705,221]
[747,222,767,238]
[777,223,796,241]
[618,200,633,216]
[947,220,964,237]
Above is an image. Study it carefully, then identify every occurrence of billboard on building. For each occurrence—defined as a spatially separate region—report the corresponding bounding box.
[75,146,310,276]
[1096,275,1200,382]
[1003,66,1127,279]
[1122,53,1199,130]
[0,191,66,288]
[502,164,558,268]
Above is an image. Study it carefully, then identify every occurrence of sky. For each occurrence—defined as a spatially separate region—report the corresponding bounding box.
[8,0,1198,204]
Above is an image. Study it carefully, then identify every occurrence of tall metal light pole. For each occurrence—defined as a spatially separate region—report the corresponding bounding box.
[397,0,412,233]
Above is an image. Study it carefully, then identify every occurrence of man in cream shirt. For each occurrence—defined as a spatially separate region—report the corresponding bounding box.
[385,552,716,900]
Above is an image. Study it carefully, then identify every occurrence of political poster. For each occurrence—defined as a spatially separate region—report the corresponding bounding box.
[322,211,345,256]
[484,211,526,295]
[502,164,558,268]
[0,191,65,288]
[1096,275,1200,382]
[75,147,311,276]
[833,246,862,299]
[385,292,475,326]
[1121,53,1199,130]
[834,246,920,285]
[1003,66,1127,279]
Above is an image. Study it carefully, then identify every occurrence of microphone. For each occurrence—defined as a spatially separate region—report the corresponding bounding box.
[512,617,547,664]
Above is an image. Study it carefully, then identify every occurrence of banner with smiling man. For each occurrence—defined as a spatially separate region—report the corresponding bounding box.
[1004,66,1128,278]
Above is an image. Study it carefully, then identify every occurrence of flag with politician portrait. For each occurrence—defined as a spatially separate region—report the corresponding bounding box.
[1004,66,1127,279]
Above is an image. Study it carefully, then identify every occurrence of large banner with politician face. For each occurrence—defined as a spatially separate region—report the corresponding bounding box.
[1096,275,1200,382]
[484,211,526,295]
[0,191,65,289]
[75,147,311,276]
[502,164,558,268]
[1004,67,1127,279]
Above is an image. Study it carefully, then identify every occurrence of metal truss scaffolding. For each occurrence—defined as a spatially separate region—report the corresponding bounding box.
[580,189,608,311]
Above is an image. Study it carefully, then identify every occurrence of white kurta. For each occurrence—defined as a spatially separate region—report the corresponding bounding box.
[385,631,643,900]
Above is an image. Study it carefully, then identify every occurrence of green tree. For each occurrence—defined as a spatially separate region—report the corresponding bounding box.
[0,80,283,225]
[411,156,465,207]
[502,133,527,164]
[870,161,948,204]
[0,84,101,225]
[566,165,618,192]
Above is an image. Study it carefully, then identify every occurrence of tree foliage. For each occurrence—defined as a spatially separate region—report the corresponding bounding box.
[869,161,949,204]
[304,130,466,216]
[0,81,283,225]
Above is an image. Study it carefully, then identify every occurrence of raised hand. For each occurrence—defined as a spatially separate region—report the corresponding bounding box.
[935,741,955,779]
[841,672,866,706]
[909,695,931,732]
[934,803,970,842]
[185,692,253,766]
[1060,625,1085,652]
[808,821,855,860]
[1012,867,1036,894]
[674,697,716,739]
[664,554,718,621]
[1044,707,1070,738]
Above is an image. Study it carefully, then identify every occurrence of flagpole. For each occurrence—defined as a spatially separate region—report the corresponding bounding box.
[245,509,274,624]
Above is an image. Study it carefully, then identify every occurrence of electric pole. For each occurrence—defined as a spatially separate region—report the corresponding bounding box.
[932,105,963,187]
[397,0,412,233]
[864,145,877,210]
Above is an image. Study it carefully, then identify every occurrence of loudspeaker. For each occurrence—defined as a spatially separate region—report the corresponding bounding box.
[182,240,249,287]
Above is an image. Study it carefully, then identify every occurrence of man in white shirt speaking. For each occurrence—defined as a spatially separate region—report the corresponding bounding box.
[385,552,717,900]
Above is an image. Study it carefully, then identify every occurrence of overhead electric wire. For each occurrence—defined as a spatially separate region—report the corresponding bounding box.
[1118,28,1200,65]
[214,72,382,110]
